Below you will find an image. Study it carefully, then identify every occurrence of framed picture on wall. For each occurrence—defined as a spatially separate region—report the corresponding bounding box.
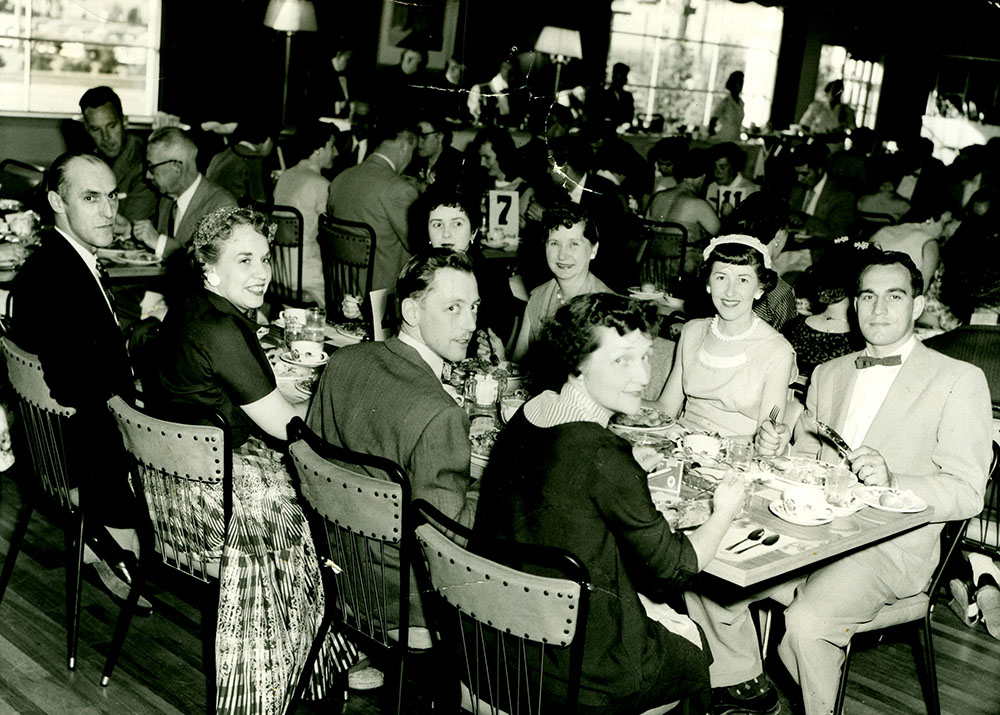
[377,0,460,70]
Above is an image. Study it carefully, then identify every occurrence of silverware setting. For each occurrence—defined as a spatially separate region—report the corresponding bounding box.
[725,527,765,551]
[735,533,780,554]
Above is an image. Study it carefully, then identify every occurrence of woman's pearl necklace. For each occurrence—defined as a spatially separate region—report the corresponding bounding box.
[711,314,760,342]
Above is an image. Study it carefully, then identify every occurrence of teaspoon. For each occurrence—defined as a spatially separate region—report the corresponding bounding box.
[735,533,780,554]
[725,528,765,551]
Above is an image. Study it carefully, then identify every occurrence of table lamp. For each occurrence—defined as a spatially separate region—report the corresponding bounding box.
[534,26,582,96]
[264,0,318,126]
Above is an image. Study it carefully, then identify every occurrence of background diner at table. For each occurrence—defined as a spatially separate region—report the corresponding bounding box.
[3,4,1000,713]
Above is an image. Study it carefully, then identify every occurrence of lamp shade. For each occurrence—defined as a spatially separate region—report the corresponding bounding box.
[534,26,582,60]
[263,0,318,32]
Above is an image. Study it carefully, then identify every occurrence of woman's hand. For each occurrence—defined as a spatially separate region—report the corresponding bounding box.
[341,294,362,320]
[711,471,746,521]
[755,420,791,457]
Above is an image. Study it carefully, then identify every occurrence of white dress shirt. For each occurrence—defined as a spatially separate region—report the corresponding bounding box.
[803,173,827,216]
[174,173,202,233]
[841,336,917,449]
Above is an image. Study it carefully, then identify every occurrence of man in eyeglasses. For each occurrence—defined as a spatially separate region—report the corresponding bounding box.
[406,115,464,192]
[133,127,236,259]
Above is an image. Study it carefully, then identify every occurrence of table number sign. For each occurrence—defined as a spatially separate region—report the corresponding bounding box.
[488,189,519,239]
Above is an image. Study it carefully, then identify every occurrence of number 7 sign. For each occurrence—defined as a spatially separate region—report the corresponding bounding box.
[488,189,519,239]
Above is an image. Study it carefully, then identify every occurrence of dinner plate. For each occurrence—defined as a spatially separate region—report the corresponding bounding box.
[97,248,160,265]
[279,349,329,368]
[763,456,849,489]
[610,407,675,432]
[769,499,834,526]
[335,324,366,343]
[854,485,928,513]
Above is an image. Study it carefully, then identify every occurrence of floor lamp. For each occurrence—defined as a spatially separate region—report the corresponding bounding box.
[264,0,318,127]
[535,26,583,96]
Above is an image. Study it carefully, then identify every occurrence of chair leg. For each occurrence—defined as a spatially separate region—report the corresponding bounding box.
[100,550,148,686]
[0,496,33,608]
[833,640,853,715]
[916,616,941,715]
[66,512,85,671]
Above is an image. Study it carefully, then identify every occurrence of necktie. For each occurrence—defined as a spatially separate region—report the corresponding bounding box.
[855,354,902,369]
[95,262,121,324]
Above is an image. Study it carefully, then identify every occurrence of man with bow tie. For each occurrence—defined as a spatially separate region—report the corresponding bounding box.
[684,250,992,715]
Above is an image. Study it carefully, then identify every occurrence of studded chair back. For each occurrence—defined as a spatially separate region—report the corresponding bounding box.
[637,219,689,291]
[412,499,591,714]
[317,213,376,321]
[0,337,83,670]
[256,203,306,306]
[288,417,416,714]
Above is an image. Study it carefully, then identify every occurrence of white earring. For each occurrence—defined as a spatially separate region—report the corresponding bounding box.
[206,272,221,287]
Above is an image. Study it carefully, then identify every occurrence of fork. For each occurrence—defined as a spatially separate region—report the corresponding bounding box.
[767,405,780,427]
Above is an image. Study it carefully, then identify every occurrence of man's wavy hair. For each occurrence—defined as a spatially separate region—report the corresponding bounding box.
[530,293,659,392]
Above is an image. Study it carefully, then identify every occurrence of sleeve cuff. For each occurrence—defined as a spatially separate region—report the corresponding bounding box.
[154,234,168,258]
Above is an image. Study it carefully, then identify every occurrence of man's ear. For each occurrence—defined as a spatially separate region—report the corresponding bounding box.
[400,296,421,327]
[48,190,66,215]
[912,294,926,323]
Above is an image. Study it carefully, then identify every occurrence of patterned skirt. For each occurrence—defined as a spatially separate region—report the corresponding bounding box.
[212,438,358,715]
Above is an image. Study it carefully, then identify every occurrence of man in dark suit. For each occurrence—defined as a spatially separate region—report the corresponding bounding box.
[10,153,150,611]
[787,144,856,240]
[133,126,237,258]
[307,250,480,626]
[327,117,419,292]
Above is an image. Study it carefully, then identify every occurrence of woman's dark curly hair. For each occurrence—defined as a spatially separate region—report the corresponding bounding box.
[190,206,275,268]
[529,293,659,392]
[699,241,778,293]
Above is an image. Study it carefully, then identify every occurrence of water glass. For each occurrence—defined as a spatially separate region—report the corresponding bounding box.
[735,473,759,527]
[727,439,754,472]
[824,467,855,508]
[284,317,306,350]
[304,306,326,343]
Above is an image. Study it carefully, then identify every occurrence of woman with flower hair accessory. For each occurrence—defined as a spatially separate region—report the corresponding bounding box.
[149,207,359,714]
[648,234,797,446]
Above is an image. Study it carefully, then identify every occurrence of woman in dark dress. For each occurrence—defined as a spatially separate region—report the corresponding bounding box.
[150,207,356,715]
[475,293,745,714]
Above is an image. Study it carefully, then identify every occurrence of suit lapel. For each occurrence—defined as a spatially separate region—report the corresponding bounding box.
[385,336,440,384]
[177,179,208,242]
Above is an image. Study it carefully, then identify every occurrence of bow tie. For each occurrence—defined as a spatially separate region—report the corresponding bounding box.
[855,354,902,369]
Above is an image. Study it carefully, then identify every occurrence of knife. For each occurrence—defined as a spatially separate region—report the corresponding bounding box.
[814,420,852,461]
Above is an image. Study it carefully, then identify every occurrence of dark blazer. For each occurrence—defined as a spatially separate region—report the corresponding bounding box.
[10,230,136,525]
[789,176,856,239]
[155,175,237,247]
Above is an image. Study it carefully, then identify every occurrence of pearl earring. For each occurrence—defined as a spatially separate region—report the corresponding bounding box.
[206,272,221,287]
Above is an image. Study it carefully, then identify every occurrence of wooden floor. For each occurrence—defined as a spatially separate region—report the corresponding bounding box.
[1,471,999,715]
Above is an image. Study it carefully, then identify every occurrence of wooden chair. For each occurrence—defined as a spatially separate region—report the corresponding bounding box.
[636,219,690,292]
[317,213,376,326]
[758,446,1000,715]
[101,395,233,699]
[257,203,308,307]
[287,417,424,715]
[0,158,45,205]
[0,337,83,670]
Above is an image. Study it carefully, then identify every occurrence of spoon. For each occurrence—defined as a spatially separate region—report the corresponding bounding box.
[725,528,765,551]
[735,533,780,554]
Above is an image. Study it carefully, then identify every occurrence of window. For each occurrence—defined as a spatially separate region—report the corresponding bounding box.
[0,0,161,116]
[608,0,783,133]
[816,45,883,130]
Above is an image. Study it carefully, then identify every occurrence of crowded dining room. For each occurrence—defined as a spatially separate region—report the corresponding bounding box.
[2,0,1000,713]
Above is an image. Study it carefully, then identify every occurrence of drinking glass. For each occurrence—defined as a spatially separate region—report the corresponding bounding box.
[734,472,759,527]
[284,316,306,351]
[727,439,754,472]
[824,467,855,508]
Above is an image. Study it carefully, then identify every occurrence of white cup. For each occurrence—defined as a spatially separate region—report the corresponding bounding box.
[782,485,830,518]
[289,340,323,357]
[280,307,308,326]
[683,434,722,459]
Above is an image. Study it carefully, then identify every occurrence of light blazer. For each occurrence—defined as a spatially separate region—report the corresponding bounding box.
[326,154,419,292]
[155,175,237,247]
[794,341,992,597]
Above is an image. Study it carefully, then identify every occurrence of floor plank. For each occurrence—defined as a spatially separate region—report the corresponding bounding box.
[3,470,1000,714]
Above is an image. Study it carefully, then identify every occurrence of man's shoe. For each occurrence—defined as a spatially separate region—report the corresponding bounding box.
[976,583,1000,640]
[711,677,781,715]
[92,561,153,616]
[949,578,980,627]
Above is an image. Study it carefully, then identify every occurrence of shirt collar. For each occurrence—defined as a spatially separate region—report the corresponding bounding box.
[812,172,828,197]
[176,172,202,207]
[372,152,397,173]
[568,172,587,203]
[54,226,99,270]
[523,379,612,429]
[398,330,446,380]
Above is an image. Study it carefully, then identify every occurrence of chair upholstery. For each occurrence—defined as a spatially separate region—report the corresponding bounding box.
[0,337,82,670]
[412,498,597,714]
[317,213,376,322]
[257,203,307,307]
[101,395,233,688]
[287,417,417,714]
[0,158,45,205]
[637,220,689,292]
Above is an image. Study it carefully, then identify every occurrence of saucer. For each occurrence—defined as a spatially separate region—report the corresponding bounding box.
[769,499,834,526]
[829,493,864,517]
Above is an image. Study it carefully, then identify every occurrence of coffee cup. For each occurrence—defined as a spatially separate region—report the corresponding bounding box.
[683,434,722,459]
[781,485,830,518]
[280,307,308,326]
